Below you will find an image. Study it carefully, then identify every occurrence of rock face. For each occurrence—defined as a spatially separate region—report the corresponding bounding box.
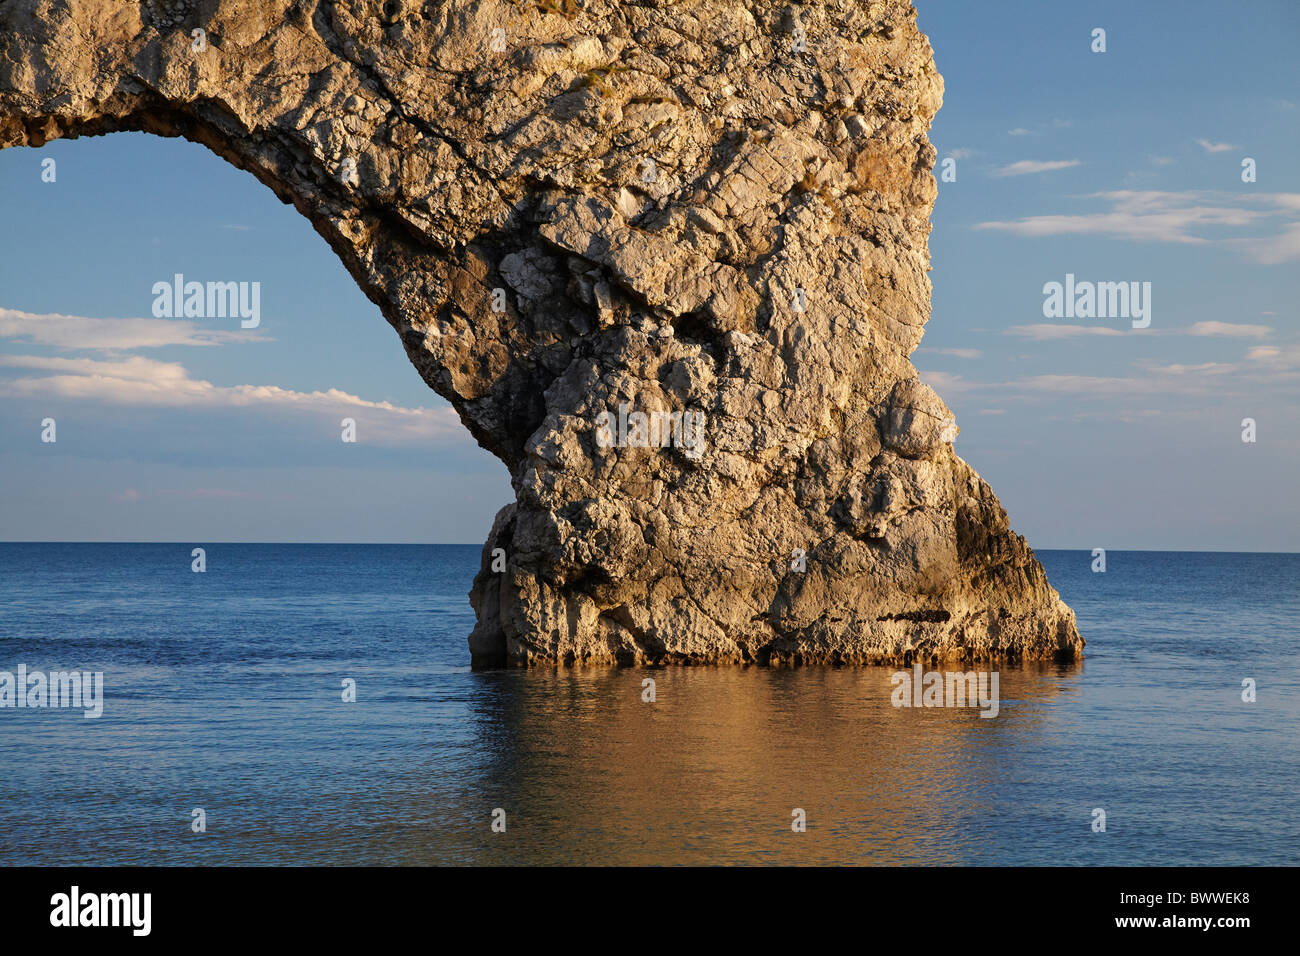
[0,0,1082,666]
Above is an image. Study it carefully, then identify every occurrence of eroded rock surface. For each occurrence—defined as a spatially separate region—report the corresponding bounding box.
[0,0,1083,666]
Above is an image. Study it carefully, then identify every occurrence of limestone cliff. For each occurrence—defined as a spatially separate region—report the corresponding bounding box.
[0,0,1083,666]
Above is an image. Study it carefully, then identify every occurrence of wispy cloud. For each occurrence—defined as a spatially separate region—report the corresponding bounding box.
[916,346,983,359]
[992,159,1081,178]
[0,307,268,350]
[1196,138,1238,153]
[975,190,1300,262]
[923,342,1300,405]
[0,354,467,445]
[1185,321,1271,338]
[969,372,1247,399]
[915,370,969,395]
[1145,361,1237,376]
[1245,343,1300,368]
[1004,119,1069,137]
[1005,325,1130,340]
[0,306,468,446]
[1006,321,1272,340]
[1225,221,1300,265]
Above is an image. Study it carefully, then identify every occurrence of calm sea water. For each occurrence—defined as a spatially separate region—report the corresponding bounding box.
[0,544,1295,866]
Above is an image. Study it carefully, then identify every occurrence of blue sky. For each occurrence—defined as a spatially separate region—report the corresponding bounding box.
[0,134,506,542]
[916,0,1299,551]
[1,0,1297,548]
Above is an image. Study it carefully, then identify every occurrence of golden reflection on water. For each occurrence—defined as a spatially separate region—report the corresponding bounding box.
[436,663,1084,865]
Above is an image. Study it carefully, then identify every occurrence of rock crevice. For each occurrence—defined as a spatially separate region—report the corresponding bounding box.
[0,0,1083,667]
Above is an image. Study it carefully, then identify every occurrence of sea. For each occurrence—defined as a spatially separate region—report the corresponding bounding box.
[0,544,1296,865]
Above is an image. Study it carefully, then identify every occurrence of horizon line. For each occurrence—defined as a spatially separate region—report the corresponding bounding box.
[1,541,1297,555]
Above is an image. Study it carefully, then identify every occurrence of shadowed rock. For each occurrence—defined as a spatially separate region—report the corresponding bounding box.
[0,0,1083,667]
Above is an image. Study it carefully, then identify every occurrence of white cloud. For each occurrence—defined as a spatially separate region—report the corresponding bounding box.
[1002,120,1068,137]
[916,369,970,395]
[1005,324,1129,340]
[1247,346,1281,360]
[920,342,1300,405]
[1224,221,1300,265]
[1007,322,1272,341]
[1196,138,1238,153]
[0,354,468,445]
[0,306,472,446]
[0,354,189,382]
[995,373,1228,398]
[0,307,268,349]
[974,190,1300,261]
[1246,344,1300,369]
[992,159,1081,178]
[1146,362,1237,376]
[1185,322,1271,338]
[916,347,982,359]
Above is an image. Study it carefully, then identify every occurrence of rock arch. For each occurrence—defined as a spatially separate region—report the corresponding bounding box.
[0,0,1082,666]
